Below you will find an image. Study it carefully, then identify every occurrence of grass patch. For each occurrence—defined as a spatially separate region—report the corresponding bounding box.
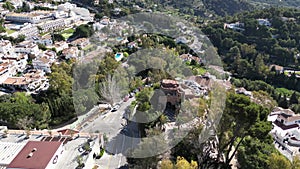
[40,32,49,36]
[5,29,15,34]
[61,33,73,39]
[61,28,75,34]
[60,28,75,40]
[196,67,207,75]
[189,66,207,75]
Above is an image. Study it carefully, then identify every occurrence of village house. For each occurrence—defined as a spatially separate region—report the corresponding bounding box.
[224,22,245,32]
[1,77,31,91]
[179,54,202,64]
[41,50,57,61]
[15,41,40,55]
[2,53,28,73]
[0,61,18,84]
[275,109,300,127]
[257,19,272,27]
[100,17,110,25]
[38,19,66,33]
[1,69,46,91]
[70,38,90,49]
[32,57,52,73]
[34,35,53,46]
[62,47,79,59]
[53,41,68,52]
[7,141,64,169]
[269,107,300,130]
[18,23,39,38]
[5,12,41,24]
[270,64,284,74]
[160,79,183,109]
[0,40,15,55]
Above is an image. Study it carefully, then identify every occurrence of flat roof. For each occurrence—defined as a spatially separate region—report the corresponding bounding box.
[0,142,25,166]
[7,141,62,169]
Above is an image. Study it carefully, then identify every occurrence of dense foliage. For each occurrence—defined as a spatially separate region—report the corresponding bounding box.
[202,7,300,95]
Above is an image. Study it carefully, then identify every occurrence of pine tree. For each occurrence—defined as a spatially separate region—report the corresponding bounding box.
[290,92,299,105]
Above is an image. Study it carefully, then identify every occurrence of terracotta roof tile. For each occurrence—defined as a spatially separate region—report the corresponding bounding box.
[7,141,62,169]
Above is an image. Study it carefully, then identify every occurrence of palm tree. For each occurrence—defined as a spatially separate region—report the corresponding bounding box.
[70,130,75,139]
[159,114,168,131]
[3,129,8,138]
[25,129,31,139]
[48,130,52,137]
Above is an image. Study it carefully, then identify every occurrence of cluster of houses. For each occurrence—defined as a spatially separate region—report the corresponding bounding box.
[268,107,300,159]
[0,39,54,93]
[1,2,93,40]
[224,18,272,32]
[0,34,93,93]
[159,72,231,113]
[0,0,99,94]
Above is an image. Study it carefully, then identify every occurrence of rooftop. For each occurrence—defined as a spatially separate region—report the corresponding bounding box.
[161,79,180,89]
[2,77,29,85]
[0,142,25,166]
[57,129,79,136]
[7,141,62,169]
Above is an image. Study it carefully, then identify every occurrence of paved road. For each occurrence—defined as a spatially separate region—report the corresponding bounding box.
[81,98,137,169]
[81,99,132,137]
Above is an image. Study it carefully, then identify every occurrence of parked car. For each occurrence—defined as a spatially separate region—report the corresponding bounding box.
[111,105,120,112]
[123,96,129,102]
[129,93,134,98]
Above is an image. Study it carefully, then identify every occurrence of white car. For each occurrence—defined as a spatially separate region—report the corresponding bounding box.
[111,105,120,112]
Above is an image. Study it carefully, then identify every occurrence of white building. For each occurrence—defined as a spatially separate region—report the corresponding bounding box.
[32,57,52,73]
[57,2,76,11]
[42,50,56,61]
[19,23,39,38]
[53,41,68,51]
[5,13,41,24]
[0,61,15,83]
[70,38,90,48]
[0,40,15,55]
[2,53,28,73]
[0,142,26,168]
[7,141,64,169]
[35,35,53,46]
[15,41,40,55]
[62,47,79,59]
[257,19,272,27]
[38,19,66,33]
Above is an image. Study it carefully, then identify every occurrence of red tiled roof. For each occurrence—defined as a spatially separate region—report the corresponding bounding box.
[57,129,79,135]
[7,141,62,169]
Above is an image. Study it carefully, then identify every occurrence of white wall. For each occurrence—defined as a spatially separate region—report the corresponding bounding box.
[45,144,64,169]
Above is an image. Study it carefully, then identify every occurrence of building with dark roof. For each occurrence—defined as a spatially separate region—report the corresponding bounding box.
[7,141,63,169]
[160,79,184,111]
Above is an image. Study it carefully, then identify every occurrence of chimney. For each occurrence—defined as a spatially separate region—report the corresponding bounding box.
[32,148,37,152]
[27,152,33,158]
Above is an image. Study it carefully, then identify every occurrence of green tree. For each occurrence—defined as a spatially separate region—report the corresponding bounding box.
[268,153,291,169]
[2,1,15,11]
[290,92,299,105]
[71,24,94,39]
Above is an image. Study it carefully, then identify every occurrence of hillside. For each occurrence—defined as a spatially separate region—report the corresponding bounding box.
[202,0,254,16]
[156,0,254,16]
[250,0,300,8]
[72,0,254,18]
